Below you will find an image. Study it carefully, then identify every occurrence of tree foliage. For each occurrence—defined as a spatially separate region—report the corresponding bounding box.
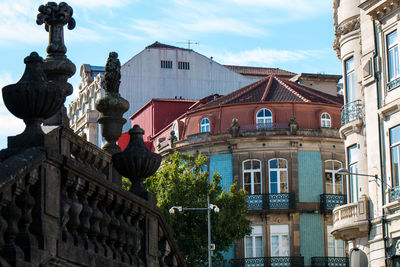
[144,152,251,266]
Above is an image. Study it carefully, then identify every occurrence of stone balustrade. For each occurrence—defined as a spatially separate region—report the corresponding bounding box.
[331,194,369,241]
[0,127,185,267]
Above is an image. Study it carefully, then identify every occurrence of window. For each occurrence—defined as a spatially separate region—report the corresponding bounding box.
[256,108,273,128]
[270,225,289,256]
[97,123,106,148]
[173,122,179,141]
[387,30,400,84]
[245,226,263,258]
[391,125,400,187]
[161,60,173,69]
[243,160,262,194]
[321,112,331,128]
[345,57,355,103]
[327,225,344,257]
[347,145,359,202]
[200,118,210,132]
[325,160,343,194]
[178,61,190,70]
[269,158,288,193]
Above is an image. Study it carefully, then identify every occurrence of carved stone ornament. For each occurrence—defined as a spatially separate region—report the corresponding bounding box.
[2,52,67,147]
[95,52,129,155]
[37,2,76,126]
[229,118,240,137]
[289,116,299,135]
[112,125,161,199]
[333,16,360,58]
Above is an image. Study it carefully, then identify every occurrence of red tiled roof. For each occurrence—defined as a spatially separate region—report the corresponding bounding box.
[197,75,343,109]
[223,65,296,78]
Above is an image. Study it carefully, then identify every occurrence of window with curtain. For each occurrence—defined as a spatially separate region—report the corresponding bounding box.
[269,158,288,193]
[325,160,343,194]
[270,225,289,256]
[245,225,263,258]
[321,112,331,128]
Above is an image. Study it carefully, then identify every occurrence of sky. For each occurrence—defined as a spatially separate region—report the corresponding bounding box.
[0,0,342,149]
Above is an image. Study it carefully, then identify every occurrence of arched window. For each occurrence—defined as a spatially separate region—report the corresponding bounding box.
[325,160,343,194]
[256,108,273,128]
[200,118,210,132]
[269,158,288,193]
[321,112,331,128]
[243,159,262,194]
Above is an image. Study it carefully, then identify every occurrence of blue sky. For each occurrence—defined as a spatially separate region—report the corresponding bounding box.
[0,0,341,149]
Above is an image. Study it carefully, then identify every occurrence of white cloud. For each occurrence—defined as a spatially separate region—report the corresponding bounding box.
[230,0,330,13]
[213,48,330,66]
[0,73,25,148]
[66,0,132,8]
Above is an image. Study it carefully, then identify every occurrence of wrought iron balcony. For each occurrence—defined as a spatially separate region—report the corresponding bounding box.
[230,256,304,267]
[341,100,363,126]
[387,77,400,91]
[311,257,349,267]
[389,186,400,203]
[247,193,295,210]
[320,194,346,211]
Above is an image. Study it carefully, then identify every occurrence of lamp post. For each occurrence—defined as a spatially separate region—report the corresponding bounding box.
[337,168,389,267]
[169,203,220,267]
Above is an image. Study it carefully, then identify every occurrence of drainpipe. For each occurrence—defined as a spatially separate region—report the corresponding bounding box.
[373,19,388,267]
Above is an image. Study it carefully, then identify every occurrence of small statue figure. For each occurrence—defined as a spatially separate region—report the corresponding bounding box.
[229,118,240,137]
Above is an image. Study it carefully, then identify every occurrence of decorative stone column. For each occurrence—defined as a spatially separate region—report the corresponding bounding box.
[112,125,161,199]
[36,2,76,126]
[95,52,129,155]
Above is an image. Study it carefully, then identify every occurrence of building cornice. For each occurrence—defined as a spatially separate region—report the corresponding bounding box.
[361,0,400,21]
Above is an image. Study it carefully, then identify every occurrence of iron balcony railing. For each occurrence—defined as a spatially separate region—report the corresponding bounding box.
[320,194,346,211]
[230,256,304,267]
[241,123,288,131]
[387,77,400,91]
[247,193,295,210]
[311,257,349,267]
[341,100,363,126]
[389,186,400,203]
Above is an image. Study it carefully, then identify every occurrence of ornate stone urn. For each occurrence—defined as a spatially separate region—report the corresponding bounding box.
[112,125,161,199]
[2,52,66,147]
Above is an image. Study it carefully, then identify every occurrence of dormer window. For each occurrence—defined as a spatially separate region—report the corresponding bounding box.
[321,112,331,128]
[200,118,210,132]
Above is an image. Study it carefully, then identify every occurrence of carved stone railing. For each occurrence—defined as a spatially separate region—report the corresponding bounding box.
[230,256,304,267]
[331,195,369,241]
[0,127,185,266]
[320,194,346,211]
[311,257,349,267]
[247,193,296,210]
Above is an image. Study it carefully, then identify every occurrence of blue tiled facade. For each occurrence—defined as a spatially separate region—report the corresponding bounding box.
[300,214,324,265]
[297,151,324,202]
[209,154,234,191]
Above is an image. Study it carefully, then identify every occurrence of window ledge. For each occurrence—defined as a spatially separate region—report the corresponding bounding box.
[387,77,400,92]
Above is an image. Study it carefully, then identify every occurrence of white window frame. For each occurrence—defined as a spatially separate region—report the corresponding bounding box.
[387,30,400,84]
[268,158,288,193]
[324,160,343,194]
[321,112,331,128]
[390,124,400,188]
[243,159,262,194]
[245,225,263,258]
[256,108,273,127]
[347,144,359,203]
[200,118,210,132]
[327,225,345,257]
[345,57,355,104]
[270,225,289,256]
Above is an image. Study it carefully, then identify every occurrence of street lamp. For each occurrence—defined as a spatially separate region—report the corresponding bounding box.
[169,203,220,267]
[337,167,389,267]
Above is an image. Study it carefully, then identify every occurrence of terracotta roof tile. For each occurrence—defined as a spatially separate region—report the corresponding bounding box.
[197,75,343,109]
[223,65,296,78]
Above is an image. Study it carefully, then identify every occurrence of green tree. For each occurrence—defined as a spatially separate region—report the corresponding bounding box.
[144,152,251,266]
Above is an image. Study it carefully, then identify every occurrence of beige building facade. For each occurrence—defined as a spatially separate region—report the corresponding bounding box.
[332,0,400,266]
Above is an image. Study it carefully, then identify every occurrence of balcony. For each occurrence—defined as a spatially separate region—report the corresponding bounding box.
[241,122,288,131]
[311,257,349,267]
[387,77,400,92]
[330,195,369,241]
[320,194,346,211]
[247,193,295,210]
[341,100,363,126]
[230,256,304,267]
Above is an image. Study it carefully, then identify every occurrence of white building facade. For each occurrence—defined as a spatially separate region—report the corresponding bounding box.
[332,0,400,266]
